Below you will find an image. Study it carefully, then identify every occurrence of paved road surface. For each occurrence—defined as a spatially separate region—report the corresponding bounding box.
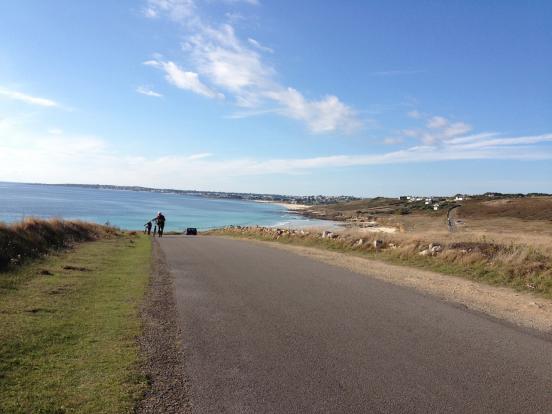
[158,236,552,413]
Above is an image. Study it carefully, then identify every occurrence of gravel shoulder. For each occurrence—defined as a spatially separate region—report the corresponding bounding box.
[136,239,192,414]
[236,237,552,334]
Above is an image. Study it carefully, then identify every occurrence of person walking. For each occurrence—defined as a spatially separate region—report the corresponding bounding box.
[144,221,153,235]
[155,211,166,237]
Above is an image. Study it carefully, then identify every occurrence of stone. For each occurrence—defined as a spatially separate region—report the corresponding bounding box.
[430,244,443,253]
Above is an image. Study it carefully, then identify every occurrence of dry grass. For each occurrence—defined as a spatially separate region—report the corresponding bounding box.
[207,224,552,298]
[305,195,552,224]
[0,218,118,271]
[392,214,552,254]
[458,196,552,221]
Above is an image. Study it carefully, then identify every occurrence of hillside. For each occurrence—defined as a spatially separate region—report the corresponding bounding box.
[303,196,552,223]
[457,197,552,221]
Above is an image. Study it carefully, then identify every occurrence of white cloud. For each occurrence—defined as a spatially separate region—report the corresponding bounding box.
[142,1,361,134]
[402,129,419,138]
[187,152,213,160]
[383,137,403,145]
[225,108,280,119]
[186,24,273,93]
[143,7,158,17]
[404,114,474,145]
[221,0,259,5]
[407,110,422,119]
[427,116,448,129]
[0,87,59,108]
[136,85,163,97]
[144,60,224,99]
[452,134,552,150]
[2,123,551,187]
[224,11,245,23]
[443,121,471,138]
[446,132,499,145]
[267,88,360,134]
[247,37,273,53]
[144,0,196,21]
[48,128,63,135]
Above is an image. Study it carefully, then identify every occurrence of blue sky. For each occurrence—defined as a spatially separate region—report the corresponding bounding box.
[0,0,551,196]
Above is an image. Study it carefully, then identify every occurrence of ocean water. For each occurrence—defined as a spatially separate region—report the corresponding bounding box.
[0,182,331,231]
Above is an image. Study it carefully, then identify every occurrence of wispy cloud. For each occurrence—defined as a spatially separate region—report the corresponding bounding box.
[142,0,361,134]
[451,134,552,150]
[2,123,550,188]
[407,110,422,119]
[383,137,404,145]
[143,0,196,21]
[225,107,281,119]
[136,85,163,97]
[221,0,259,5]
[0,87,59,108]
[427,116,449,129]
[187,152,213,160]
[398,113,474,145]
[247,37,273,53]
[144,60,224,99]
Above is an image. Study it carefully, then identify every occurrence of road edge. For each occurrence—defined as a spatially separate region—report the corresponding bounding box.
[135,239,192,413]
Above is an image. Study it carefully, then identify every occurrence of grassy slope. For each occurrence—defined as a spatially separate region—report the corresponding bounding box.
[0,234,151,414]
[306,196,552,222]
[0,219,112,271]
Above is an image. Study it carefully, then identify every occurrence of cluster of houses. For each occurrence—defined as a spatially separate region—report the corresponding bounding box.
[398,194,467,211]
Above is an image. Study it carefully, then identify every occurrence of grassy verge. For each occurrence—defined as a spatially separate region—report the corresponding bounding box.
[206,227,552,299]
[0,218,116,272]
[0,234,151,414]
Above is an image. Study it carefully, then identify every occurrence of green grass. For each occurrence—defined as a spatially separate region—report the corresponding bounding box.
[0,234,151,414]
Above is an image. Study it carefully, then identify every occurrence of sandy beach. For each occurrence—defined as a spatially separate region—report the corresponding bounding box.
[253,200,311,211]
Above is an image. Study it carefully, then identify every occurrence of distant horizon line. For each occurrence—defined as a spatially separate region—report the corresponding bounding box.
[2,180,550,200]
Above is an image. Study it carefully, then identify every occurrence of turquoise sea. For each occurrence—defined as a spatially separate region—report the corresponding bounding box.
[0,182,331,231]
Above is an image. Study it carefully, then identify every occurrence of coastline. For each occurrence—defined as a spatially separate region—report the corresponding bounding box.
[253,200,311,211]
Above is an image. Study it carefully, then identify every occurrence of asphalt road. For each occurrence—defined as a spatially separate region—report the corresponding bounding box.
[159,236,552,413]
